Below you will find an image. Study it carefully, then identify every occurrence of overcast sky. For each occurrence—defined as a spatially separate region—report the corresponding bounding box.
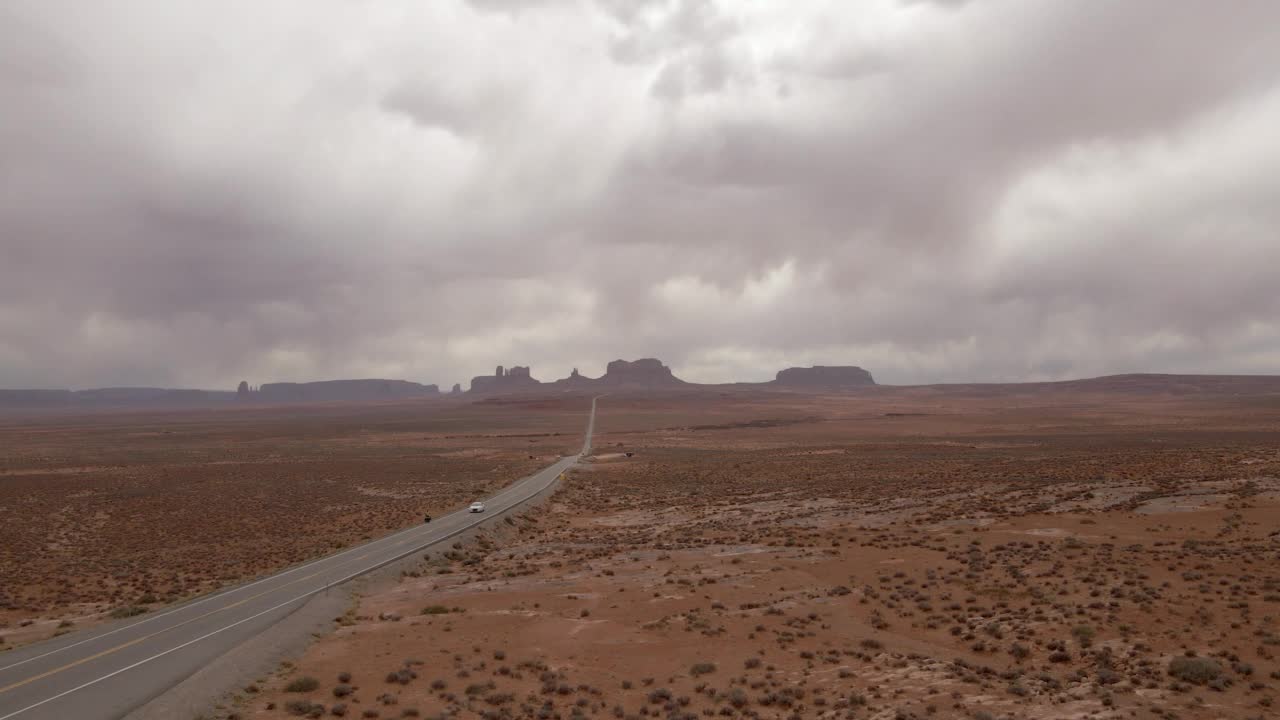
[2,1,1279,390]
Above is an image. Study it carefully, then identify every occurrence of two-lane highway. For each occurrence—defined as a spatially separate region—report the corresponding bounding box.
[0,397,598,720]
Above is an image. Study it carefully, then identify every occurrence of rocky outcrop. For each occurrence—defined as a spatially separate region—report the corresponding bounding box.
[546,359,685,390]
[470,365,542,394]
[450,383,462,395]
[598,358,685,388]
[254,379,439,403]
[772,366,876,388]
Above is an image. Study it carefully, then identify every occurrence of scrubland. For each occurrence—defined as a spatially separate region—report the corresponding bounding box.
[5,387,1279,719]
[236,389,1280,720]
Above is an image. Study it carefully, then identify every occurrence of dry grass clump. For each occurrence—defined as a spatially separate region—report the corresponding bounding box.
[284,676,320,693]
[1168,656,1225,686]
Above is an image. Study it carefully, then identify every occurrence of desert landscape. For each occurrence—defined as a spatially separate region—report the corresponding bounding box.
[55,381,1263,720]
[7,5,1279,718]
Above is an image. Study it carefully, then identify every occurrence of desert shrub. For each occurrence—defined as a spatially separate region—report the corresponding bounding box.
[690,663,716,677]
[338,672,352,683]
[331,704,347,717]
[333,684,353,698]
[421,605,450,615]
[110,605,148,619]
[744,657,761,669]
[1071,625,1096,647]
[284,699,316,716]
[1168,656,1225,686]
[286,676,321,693]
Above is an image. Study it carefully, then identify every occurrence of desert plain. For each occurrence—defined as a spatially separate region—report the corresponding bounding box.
[3,382,1280,720]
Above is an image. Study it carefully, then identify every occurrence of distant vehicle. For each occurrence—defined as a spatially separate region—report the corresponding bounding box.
[423,515,431,523]
[468,501,486,513]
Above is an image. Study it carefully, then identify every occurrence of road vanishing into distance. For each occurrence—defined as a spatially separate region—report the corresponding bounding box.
[0,397,599,720]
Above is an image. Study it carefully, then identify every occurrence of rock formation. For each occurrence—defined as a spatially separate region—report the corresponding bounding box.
[772,366,876,388]
[451,383,462,395]
[551,366,595,388]
[254,379,439,403]
[470,365,541,394]
[598,358,685,388]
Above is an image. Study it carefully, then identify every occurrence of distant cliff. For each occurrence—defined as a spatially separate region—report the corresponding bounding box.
[470,365,541,394]
[0,358,890,412]
[772,366,876,388]
[597,358,685,388]
[253,379,439,403]
[475,358,686,394]
[473,359,873,394]
[16,363,1280,412]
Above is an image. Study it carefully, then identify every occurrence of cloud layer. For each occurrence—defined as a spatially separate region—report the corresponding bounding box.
[3,0,1279,389]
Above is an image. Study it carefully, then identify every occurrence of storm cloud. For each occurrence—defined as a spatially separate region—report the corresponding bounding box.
[2,0,1278,389]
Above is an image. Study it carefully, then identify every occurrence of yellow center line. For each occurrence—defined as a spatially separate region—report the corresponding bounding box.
[0,550,378,695]
[0,636,151,695]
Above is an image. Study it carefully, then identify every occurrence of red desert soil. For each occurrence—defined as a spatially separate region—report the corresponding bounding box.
[237,389,1280,720]
[0,397,590,647]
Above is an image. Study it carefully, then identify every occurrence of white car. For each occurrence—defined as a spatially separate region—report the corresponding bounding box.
[468,501,486,513]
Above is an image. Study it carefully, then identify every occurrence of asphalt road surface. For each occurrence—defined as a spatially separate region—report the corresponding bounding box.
[0,397,598,720]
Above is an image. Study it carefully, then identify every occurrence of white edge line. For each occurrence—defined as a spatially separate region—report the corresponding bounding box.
[0,454,576,720]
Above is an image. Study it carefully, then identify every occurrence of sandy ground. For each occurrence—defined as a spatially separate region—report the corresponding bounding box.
[230,389,1280,720]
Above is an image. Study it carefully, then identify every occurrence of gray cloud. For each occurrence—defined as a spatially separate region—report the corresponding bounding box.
[2,0,1279,390]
